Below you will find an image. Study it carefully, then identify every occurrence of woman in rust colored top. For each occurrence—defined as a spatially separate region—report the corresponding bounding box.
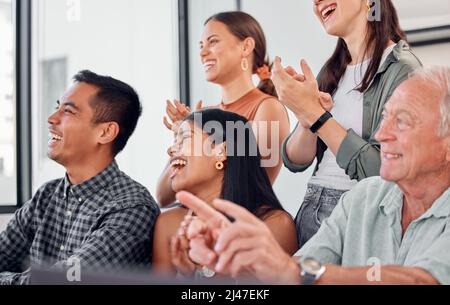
[157,11,290,207]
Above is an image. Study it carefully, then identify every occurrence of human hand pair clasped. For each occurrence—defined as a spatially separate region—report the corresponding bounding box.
[273,57,334,129]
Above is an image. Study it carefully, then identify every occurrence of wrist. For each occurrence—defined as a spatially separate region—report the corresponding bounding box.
[309,111,333,134]
[279,256,302,285]
[306,107,328,128]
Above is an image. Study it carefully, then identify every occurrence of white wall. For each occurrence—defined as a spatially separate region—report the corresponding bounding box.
[31,0,179,198]
[412,43,450,67]
[188,0,236,107]
[0,215,9,232]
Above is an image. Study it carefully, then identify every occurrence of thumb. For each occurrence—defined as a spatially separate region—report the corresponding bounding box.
[272,56,289,82]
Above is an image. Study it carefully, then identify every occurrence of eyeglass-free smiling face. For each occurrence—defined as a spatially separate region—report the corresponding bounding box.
[200,20,251,85]
[313,0,369,38]
[47,82,101,166]
[168,120,226,196]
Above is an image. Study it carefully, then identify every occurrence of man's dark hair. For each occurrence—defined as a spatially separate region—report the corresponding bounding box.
[73,70,142,156]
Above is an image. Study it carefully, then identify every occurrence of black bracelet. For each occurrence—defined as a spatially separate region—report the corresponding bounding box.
[309,111,333,133]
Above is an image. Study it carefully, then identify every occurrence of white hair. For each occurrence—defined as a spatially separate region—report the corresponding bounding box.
[410,66,450,137]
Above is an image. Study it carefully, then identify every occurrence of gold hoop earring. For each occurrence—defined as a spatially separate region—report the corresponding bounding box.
[241,58,249,72]
[215,161,224,170]
[366,0,371,12]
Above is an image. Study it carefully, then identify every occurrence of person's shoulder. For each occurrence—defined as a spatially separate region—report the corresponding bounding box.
[343,177,397,209]
[261,209,295,228]
[155,207,188,236]
[22,178,64,212]
[392,40,422,71]
[255,89,278,104]
[254,94,287,120]
[108,171,159,211]
[158,207,188,226]
[35,178,64,197]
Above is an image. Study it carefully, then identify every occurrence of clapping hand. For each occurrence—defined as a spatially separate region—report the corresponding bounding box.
[163,99,203,132]
[273,57,332,128]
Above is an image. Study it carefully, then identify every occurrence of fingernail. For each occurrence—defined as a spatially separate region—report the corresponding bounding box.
[214,242,222,253]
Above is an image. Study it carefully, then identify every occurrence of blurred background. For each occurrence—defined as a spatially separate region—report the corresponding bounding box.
[1,0,450,230]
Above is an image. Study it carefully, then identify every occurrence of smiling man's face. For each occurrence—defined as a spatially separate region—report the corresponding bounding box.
[375,77,449,185]
[47,82,102,167]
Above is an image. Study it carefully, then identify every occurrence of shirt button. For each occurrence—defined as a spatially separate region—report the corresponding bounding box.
[66,210,72,217]
[78,198,83,203]
[60,245,65,251]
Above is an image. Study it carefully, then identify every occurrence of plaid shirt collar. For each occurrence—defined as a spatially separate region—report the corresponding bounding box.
[63,160,120,201]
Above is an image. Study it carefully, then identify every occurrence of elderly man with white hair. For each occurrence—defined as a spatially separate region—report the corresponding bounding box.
[177,66,450,285]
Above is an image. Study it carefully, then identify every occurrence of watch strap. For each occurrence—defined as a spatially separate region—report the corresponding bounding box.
[300,272,317,285]
[309,111,333,133]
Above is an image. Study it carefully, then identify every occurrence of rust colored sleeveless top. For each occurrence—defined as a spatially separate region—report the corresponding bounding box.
[218,88,274,121]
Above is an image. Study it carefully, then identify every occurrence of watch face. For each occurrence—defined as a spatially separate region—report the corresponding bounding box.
[302,258,323,274]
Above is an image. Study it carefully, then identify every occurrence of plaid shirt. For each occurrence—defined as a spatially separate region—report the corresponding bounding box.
[0,161,160,285]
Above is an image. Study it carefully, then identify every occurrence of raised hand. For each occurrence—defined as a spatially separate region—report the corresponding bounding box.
[272,57,326,128]
[284,65,334,113]
[163,99,203,131]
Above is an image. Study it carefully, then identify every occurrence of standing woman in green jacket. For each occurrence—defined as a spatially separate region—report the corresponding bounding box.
[274,0,421,247]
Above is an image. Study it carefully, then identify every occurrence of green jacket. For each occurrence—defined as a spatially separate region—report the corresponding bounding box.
[282,40,422,181]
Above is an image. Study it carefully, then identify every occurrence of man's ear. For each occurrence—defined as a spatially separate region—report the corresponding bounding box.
[242,37,255,58]
[98,122,120,145]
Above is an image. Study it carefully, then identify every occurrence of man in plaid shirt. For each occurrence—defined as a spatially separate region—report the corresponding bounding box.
[0,70,160,285]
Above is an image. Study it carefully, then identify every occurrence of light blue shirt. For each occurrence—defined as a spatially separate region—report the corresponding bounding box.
[298,177,450,284]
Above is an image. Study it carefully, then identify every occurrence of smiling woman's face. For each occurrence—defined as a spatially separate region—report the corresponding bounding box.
[199,20,247,85]
[313,0,368,38]
[168,121,225,195]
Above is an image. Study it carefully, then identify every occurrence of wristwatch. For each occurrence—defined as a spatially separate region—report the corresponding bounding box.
[299,257,326,285]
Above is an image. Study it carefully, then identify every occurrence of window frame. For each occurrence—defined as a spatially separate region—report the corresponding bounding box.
[0,0,32,214]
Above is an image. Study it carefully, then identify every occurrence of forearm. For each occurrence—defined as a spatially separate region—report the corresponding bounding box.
[156,161,176,207]
[0,212,34,273]
[285,124,318,166]
[317,265,439,285]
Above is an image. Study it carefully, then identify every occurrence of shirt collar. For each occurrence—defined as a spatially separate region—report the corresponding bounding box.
[63,160,120,201]
[423,187,450,218]
[379,183,403,216]
[375,40,410,76]
[379,182,450,219]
